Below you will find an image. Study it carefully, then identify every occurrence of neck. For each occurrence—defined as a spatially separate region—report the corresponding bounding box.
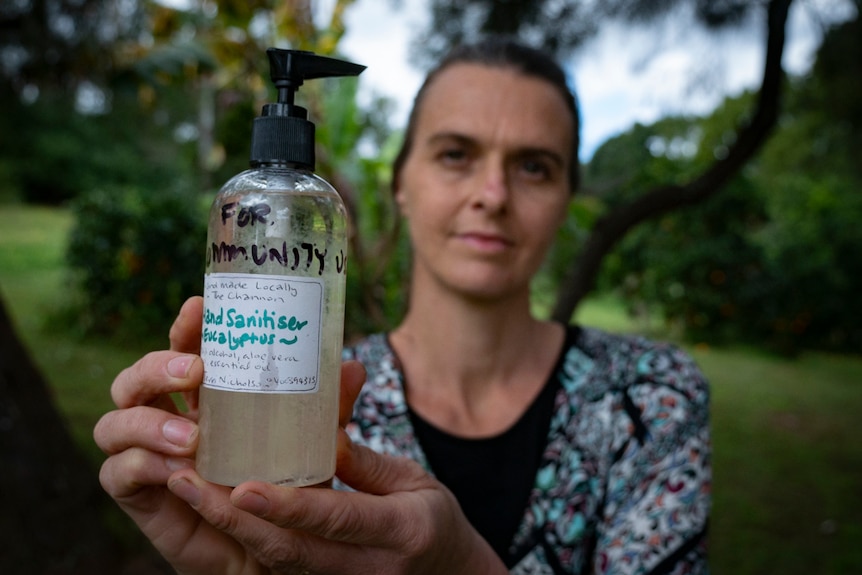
[390,280,564,436]
[396,291,538,372]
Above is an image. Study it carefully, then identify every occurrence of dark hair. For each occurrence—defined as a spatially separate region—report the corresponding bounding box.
[392,37,581,193]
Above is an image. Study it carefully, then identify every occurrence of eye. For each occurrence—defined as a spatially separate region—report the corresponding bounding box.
[516,156,555,182]
[436,146,470,168]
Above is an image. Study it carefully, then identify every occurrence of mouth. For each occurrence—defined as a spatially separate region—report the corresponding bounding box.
[456,231,514,253]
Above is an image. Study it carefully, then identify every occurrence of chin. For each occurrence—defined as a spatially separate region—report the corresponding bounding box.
[447,274,527,303]
[417,258,534,302]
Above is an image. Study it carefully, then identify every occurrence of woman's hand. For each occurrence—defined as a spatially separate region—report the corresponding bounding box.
[165,429,506,574]
[95,296,247,571]
[95,296,506,574]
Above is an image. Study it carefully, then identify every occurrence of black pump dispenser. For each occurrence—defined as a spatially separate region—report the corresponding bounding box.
[249,48,365,169]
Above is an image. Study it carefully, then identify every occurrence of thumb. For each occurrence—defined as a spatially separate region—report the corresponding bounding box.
[169,296,203,354]
[339,360,366,427]
[335,430,433,495]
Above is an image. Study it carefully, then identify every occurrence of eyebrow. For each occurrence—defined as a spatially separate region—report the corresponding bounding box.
[425,131,566,167]
[425,132,475,148]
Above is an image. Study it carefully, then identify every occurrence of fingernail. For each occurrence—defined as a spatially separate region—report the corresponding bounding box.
[234,491,270,517]
[166,457,195,472]
[163,419,198,448]
[169,477,201,507]
[167,355,194,378]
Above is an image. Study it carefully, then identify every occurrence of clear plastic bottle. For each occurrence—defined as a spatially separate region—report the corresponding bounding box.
[196,49,364,486]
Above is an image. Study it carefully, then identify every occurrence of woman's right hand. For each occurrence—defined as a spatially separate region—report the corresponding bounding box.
[93,295,246,571]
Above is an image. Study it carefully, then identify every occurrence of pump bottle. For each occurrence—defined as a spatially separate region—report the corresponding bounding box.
[197,49,365,487]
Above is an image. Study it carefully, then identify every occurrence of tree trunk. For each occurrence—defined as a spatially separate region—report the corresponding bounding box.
[0,293,169,574]
[552,0,793,322]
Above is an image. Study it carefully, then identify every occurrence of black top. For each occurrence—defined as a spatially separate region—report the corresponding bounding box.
[406,328,573,566]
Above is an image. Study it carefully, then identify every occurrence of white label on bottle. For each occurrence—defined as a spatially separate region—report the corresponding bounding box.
[201,273,323,394]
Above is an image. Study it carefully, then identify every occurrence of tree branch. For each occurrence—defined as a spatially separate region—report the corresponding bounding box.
[551,0,792,323]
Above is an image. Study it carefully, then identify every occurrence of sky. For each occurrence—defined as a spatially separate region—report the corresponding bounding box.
[336,0,856,160]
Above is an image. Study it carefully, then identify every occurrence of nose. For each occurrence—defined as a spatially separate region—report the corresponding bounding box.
[472,158,509,212]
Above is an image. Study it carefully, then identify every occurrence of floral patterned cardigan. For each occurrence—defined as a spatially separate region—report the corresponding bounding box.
[341,326,711,575]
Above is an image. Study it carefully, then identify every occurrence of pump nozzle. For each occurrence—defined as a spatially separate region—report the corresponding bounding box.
[268,49,366,107]
[250,49,366,169]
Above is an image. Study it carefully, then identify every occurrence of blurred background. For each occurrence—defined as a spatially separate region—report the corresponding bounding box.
[1,0,860,573]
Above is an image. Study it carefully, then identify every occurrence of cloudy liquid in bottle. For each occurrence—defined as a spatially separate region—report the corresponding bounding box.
[196,169,347,487]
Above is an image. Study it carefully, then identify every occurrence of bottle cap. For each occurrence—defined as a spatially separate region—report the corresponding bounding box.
[250,49,366,169]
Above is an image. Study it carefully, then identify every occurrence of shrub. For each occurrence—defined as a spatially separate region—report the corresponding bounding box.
[66,186,207,340]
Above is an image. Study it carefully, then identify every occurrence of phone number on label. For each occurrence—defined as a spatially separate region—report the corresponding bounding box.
[270,376,317,386]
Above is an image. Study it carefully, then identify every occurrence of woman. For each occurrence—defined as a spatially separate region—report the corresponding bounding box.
[95,38,710,574]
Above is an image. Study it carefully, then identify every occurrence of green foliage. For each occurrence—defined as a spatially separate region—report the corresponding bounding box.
[65,186,208,339]
[587,118,703,204]
[749,165,862,353]
[0,89,195,204]
[621,177,771,345]
[587,108,772,345]
[585,46,862,354]
[742,10,862,353]
[0,0,133,96]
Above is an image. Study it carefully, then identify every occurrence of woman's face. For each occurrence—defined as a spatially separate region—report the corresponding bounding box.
[395,63,575,303]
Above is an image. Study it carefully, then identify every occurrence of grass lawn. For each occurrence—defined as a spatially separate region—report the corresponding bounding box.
[2,204,861,574]
[698,345,862,573]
